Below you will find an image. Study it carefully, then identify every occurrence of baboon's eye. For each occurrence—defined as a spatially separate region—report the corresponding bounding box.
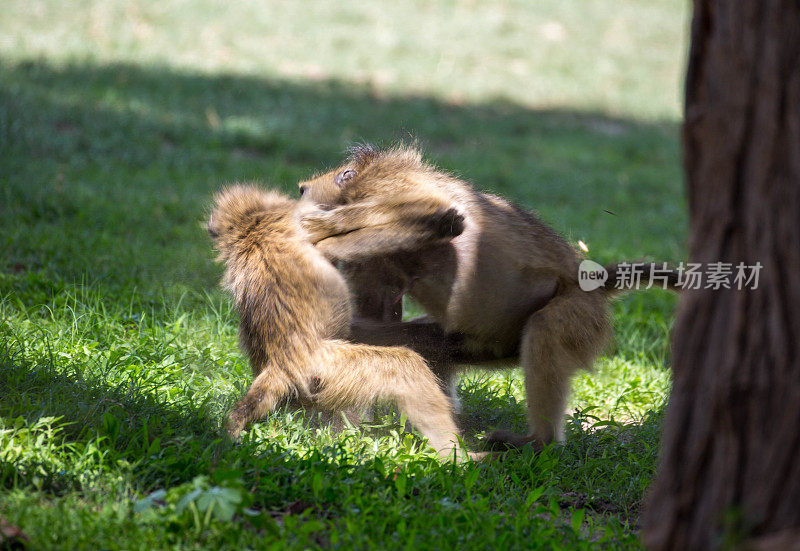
[335,168,357,186]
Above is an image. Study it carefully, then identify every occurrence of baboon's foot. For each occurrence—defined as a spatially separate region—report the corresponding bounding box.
[226,414,246,443]
[485,430,546,452]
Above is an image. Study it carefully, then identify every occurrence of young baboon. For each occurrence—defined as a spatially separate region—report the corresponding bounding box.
[207,184,472,459]
[299,144,679,449]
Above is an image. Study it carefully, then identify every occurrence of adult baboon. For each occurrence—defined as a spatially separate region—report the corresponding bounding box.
[299,145,678,448]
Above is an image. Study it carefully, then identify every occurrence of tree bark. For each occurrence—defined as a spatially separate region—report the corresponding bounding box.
[642,1,800,549]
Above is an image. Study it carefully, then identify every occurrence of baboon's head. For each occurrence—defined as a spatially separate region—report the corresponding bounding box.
[297,144,425,208]
[208,185,293,256]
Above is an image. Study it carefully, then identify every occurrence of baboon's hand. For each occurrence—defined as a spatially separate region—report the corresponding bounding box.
[429,208,465,239]
[300,211,336,244]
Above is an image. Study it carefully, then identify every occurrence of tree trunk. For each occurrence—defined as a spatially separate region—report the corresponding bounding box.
[642,1,800,549]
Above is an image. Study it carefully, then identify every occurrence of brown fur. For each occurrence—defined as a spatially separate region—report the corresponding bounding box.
[299,145,678,448]
[208,184,472,458]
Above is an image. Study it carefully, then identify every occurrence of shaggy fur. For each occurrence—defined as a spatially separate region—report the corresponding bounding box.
[299,145,679,448]
[208,184,472,458]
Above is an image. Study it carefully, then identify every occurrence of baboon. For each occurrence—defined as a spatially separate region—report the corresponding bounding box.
[207,184,473,459]
[299,144,679,449]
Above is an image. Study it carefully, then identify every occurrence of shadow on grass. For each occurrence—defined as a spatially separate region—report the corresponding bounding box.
[0,58,682,297]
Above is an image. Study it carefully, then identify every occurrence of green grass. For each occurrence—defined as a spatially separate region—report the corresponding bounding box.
[1,1,687,548]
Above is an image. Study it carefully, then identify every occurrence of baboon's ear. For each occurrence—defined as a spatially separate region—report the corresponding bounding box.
[334,168,357,187]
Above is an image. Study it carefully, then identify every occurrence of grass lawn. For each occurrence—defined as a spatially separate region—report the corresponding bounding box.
[0,1,688,548]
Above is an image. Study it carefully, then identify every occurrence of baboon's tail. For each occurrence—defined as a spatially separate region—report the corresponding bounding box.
[602,262,682,296]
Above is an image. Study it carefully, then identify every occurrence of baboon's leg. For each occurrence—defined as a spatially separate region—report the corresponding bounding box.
[349,317,511,367]
[227,370,293,440]
[311,340,470,459]
[489,289,611,449]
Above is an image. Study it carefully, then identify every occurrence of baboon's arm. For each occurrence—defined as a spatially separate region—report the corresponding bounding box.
[348,317,508,367]
[313,224,451,262]
[348,317,455,368]
[301,199,464,251]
